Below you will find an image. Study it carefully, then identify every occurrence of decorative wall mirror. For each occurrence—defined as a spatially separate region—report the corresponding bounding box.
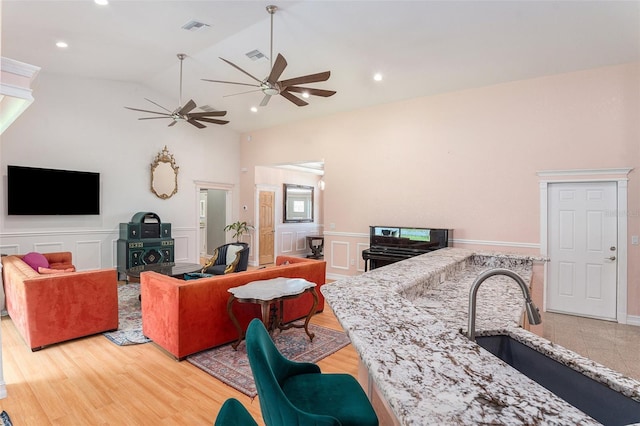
[151,146,179,199]
[283,183,314,223]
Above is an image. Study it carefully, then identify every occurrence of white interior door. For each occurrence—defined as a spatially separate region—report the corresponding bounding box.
[547,182,618,320]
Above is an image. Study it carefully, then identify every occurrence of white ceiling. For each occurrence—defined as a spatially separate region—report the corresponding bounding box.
[2,1,639,133]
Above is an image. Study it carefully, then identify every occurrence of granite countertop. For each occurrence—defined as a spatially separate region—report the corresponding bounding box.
[321,247,640,425]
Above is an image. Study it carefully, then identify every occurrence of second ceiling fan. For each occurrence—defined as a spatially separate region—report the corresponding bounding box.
[203,5,336,107]
[125,54,229,129]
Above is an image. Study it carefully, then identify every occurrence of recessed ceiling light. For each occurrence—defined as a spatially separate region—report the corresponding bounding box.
[56,41,68,48]
[94,0,108,5]
[250,106,258,113]
[373,73,383,82]
[302,92,310,99]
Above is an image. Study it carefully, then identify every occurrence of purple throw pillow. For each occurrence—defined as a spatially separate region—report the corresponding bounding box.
[22,252,50,271]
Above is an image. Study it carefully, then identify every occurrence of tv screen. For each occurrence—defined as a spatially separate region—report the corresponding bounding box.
[8,165,100,215]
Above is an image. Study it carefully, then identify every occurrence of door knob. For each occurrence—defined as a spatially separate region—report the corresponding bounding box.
[605,256,616,261]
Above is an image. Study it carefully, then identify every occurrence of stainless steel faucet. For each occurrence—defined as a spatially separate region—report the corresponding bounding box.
[467,268,542,341]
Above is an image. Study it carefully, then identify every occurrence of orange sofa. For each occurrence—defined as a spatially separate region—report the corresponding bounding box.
[1,252,119,351]
[140,256,326,360]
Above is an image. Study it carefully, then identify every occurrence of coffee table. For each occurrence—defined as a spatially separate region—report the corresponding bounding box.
[227,277,318,350]
[126,262,202,282]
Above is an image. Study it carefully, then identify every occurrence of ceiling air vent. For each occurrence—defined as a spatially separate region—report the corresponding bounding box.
[199,105,218,112]
[181,20,210,32]
[246,49,268,61]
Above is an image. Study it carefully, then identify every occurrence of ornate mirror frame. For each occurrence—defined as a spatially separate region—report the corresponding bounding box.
[283,183,314,223]
[151,146,179,199]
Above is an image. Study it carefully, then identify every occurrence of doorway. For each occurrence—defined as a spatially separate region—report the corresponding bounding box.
[540,170,630,324]
[547,182,618,320]
[196,182,233,260]
[200,189,227,257]
[258,190,275,265]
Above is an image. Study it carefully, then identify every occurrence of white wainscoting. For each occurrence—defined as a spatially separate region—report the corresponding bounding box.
[1,227,199,271]
[276,224,322,259]
[75,240,103,270]
[330,240,350,271]
[324,231,367,280]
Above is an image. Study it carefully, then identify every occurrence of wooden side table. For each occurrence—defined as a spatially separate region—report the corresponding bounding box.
[306,235,324,259]
[227,278,318,350]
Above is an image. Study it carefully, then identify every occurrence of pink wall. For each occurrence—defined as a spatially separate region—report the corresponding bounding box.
[239,62,640,316]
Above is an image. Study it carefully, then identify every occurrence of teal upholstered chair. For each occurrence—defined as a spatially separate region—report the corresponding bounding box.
[245,319,379,426]
[214,398,258,426]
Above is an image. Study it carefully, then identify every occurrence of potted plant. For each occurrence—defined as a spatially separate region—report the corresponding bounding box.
[224,221,254,242]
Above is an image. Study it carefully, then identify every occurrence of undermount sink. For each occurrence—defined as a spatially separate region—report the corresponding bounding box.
[476,335,640,426]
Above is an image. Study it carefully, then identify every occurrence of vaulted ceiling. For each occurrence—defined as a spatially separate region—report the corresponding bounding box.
[2,1,639,133]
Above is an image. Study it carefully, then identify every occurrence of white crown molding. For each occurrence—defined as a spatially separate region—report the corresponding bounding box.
[0,82,34,100]
[193,180,234,190]
[1,57,41,79]
[536,168,633,177]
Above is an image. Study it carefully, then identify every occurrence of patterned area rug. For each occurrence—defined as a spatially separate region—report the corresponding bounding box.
[0,411,13,426]
[186,324,351,397]
[103,283,152,346]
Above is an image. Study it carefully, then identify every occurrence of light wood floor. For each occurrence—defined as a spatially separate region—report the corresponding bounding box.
[0,306,356,426]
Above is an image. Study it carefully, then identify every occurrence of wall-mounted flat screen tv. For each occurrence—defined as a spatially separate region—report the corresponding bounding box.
[7,165,100,215]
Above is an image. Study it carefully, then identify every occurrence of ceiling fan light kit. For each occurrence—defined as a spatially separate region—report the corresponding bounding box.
[202,4,336,108]
[125,53,229,129]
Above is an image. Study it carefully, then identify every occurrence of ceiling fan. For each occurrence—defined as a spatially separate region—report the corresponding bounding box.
[202,5,336,107]
[125,53,229,128]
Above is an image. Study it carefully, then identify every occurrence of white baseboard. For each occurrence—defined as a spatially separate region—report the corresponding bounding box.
[625,314,640,327]
[326,272,351,282]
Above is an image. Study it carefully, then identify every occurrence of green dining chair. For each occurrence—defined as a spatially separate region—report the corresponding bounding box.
[245,319,379,426]
[214,398,258,426]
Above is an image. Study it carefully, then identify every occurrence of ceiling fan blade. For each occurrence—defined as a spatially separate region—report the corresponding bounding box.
[187,111,228,118]
[260,94,272,107]
[178,99,197,115]
[285,86,337,97]
[168,120,178,127]
[219,57,262,83]
[138,116,173,120]
[194,117,229,125]
[223,89,262,98]
[125,107,172,116]
[144,98,173,113]
[187,118,206,129]
[267,53,287,84]
[280,71,331,87]
[280,90,308,107]
[201,79,260,88]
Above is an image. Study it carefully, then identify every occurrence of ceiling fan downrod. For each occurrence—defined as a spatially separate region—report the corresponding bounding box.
[266,5,278,70]
[177,53,187,111]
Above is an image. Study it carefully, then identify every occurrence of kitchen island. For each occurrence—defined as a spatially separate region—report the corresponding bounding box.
[321,247,640,425]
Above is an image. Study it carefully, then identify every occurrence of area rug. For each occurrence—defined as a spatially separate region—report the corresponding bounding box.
[103,283,152,346]
[0,411,13,426]
[186,324,351,397]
